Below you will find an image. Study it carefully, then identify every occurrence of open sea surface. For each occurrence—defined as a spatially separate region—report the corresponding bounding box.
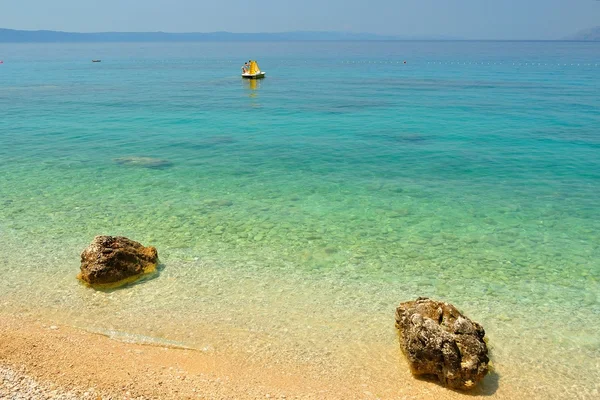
[1,41,599,398]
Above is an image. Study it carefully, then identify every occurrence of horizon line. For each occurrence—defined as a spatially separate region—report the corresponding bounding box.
[1,27,598,42]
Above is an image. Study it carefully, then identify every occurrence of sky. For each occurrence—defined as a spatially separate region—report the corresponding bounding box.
[0,0,599,40]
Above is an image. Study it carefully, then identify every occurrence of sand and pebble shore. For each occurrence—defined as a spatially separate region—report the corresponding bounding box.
[0,313,376,400]
[1,311,515,400]
[1,365,108,400]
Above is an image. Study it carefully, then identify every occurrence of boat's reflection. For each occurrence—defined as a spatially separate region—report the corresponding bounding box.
[243,78,261,97]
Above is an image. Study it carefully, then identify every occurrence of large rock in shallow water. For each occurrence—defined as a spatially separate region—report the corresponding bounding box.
[395,297,489,390]
[78,236,158,287]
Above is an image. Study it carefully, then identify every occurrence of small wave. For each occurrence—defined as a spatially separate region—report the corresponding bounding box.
[85,327,196,350]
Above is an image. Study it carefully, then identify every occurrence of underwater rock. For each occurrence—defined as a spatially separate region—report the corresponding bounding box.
[205,135,236,145]
[113,156,172,169]
[204,199,233,207]
[78,236,158,288]
[395,297,489,390]
[399,133,427,143]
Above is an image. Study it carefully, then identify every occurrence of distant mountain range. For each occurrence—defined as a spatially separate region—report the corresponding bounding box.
[565,26,600,41]
[0,28,457,43]
[3,28,598,42]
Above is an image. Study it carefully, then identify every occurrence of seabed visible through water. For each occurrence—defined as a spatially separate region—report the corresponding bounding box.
[0,40,599,398]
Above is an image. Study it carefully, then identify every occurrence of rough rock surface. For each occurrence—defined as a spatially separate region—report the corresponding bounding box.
[78,236,158,286]
[395,297,489,390]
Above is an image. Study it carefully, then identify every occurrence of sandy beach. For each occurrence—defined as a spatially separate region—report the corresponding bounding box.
[0,311,514,400]
[1,312,345,400]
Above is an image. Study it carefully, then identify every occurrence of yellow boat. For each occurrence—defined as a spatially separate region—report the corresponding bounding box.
[242,60,266,79]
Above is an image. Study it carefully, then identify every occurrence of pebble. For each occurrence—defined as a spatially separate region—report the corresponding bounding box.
[0,366,78,399]
[0,366,142,400]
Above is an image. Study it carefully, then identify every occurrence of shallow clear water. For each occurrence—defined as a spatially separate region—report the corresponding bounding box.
[1,41,599,398]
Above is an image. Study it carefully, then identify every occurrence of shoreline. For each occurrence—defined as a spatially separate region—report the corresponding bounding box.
[1,312,344,399]
[0,312,512,400]
[2,246,597,399]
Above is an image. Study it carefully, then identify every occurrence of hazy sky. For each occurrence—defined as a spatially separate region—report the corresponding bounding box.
[0,0,599,40]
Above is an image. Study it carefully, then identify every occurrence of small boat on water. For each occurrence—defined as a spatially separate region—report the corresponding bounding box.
[92,60,101,63]
[242,60,265,79]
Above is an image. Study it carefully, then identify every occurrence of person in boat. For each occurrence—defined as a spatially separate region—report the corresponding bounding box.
[242,61,249,74]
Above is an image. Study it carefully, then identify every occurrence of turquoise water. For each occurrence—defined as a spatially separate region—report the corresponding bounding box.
[1,41,599,398]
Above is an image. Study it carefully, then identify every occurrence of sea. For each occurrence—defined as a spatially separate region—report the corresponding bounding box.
[0,41,599,399]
